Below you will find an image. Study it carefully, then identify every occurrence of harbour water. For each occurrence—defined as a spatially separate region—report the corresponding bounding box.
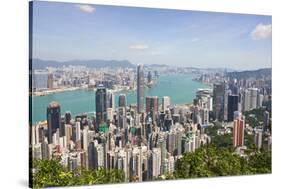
[31,74,209,125]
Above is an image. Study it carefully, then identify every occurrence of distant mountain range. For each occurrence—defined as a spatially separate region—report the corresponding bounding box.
[31,59,270,75]
[32,58,136,69]
[227,68,272,79]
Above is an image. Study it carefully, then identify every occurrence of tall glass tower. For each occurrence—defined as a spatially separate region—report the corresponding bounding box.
[118,94,126,107]
[137,65,144,113]
[47,101,61,144]
[96,84,107,127]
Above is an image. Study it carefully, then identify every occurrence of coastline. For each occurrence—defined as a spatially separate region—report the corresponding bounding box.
[32,85,136,97]
[32,86,88,97]
[31,74,209,125]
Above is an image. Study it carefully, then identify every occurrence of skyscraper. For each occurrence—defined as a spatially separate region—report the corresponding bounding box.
[257,94,264,108]
[200,108,209,126]
[107,108,114,122]
[249,88,258,110]
[152,148,161,178]
[118,107,127,129]
[146,96,159,113]
[47,73,53,89]
[227,95,239,122]
[254,129,263,149]
[96,84,107,127]
[64,124,72,146]
[137,65,144,113]
[162,96,170,111]
[119,94,127,107]
[74,121,81,142]
[223,88,230,121]
[47,101,61,144]
[243,89,250,111]
[213,83,225,121]
[233,116,245,148]
[146,96,159,121]
[65,111,71,124]
[147,71,152,84]
[158,137,166,174]
[263,111,270,131]
[106,91,115,110]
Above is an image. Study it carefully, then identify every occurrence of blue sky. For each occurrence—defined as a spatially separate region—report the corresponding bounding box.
[32,1,272,70]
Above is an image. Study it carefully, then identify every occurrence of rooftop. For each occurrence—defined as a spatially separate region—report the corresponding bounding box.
[48,101,60,108]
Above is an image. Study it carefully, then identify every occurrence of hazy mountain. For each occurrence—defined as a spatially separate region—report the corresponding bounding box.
[227,68,272,79]
[32,58,136,69]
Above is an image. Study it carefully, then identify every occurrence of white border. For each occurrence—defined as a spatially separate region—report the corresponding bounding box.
[0,0,280,188]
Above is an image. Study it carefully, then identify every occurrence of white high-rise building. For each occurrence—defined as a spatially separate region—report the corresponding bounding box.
[64,124,72,146]
[117,150,127,176]
[32,144,42,160]
[31,125,40,145]
[31,126,36,145]
[243,90,250,111]
[35,125,40,144]
[257,94,264,108]
[162,96,170,111]
[255,129,263,149]
[82,127,89,151]
[75,122,81,142]
[249,88,258,110]
[95,144,104,168]
[152,148,161,177]
[168,156,175,174]
[201,108,209,126]
[52,129,60,145]
[207,96,213,111]
[59,136,65,148]
[107,108,114,122]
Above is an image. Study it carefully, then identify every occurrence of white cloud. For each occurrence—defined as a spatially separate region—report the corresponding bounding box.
[129,44,149,50]
[251,23,272,40]
[76,5,96,13]
[191,38,199,42]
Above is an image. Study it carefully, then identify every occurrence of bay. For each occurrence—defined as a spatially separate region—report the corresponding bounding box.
[31,74,209,125]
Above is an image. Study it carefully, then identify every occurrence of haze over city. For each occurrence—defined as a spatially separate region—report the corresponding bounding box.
[32,1,271,70]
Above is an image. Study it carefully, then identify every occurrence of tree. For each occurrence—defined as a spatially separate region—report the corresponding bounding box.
[32,159,125,188]
[174,145,271,179]
[32,159,72,188]
[247,150,272,174]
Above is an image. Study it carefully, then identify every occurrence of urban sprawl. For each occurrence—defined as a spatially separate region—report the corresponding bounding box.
[30,64,272,182]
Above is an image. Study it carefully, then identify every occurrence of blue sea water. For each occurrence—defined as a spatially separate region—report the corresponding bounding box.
[31,74,208,125]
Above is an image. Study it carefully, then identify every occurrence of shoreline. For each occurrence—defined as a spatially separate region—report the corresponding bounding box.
[32,85,136,97]
[32,73,203,97]
[32,78,158,97]
[32,86,87,97]
[31,74,208,125]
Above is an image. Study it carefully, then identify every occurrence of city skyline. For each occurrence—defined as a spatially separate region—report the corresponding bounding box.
[32,1,271,70]
[29,2,272,187]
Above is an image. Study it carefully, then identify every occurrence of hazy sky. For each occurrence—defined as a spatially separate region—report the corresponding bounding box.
[32,1,272,70]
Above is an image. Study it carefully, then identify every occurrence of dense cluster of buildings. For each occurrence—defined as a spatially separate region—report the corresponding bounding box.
[206,71,272,150]
[32,67,136,97]
[32,65,160,95]
[30,66,272,181]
